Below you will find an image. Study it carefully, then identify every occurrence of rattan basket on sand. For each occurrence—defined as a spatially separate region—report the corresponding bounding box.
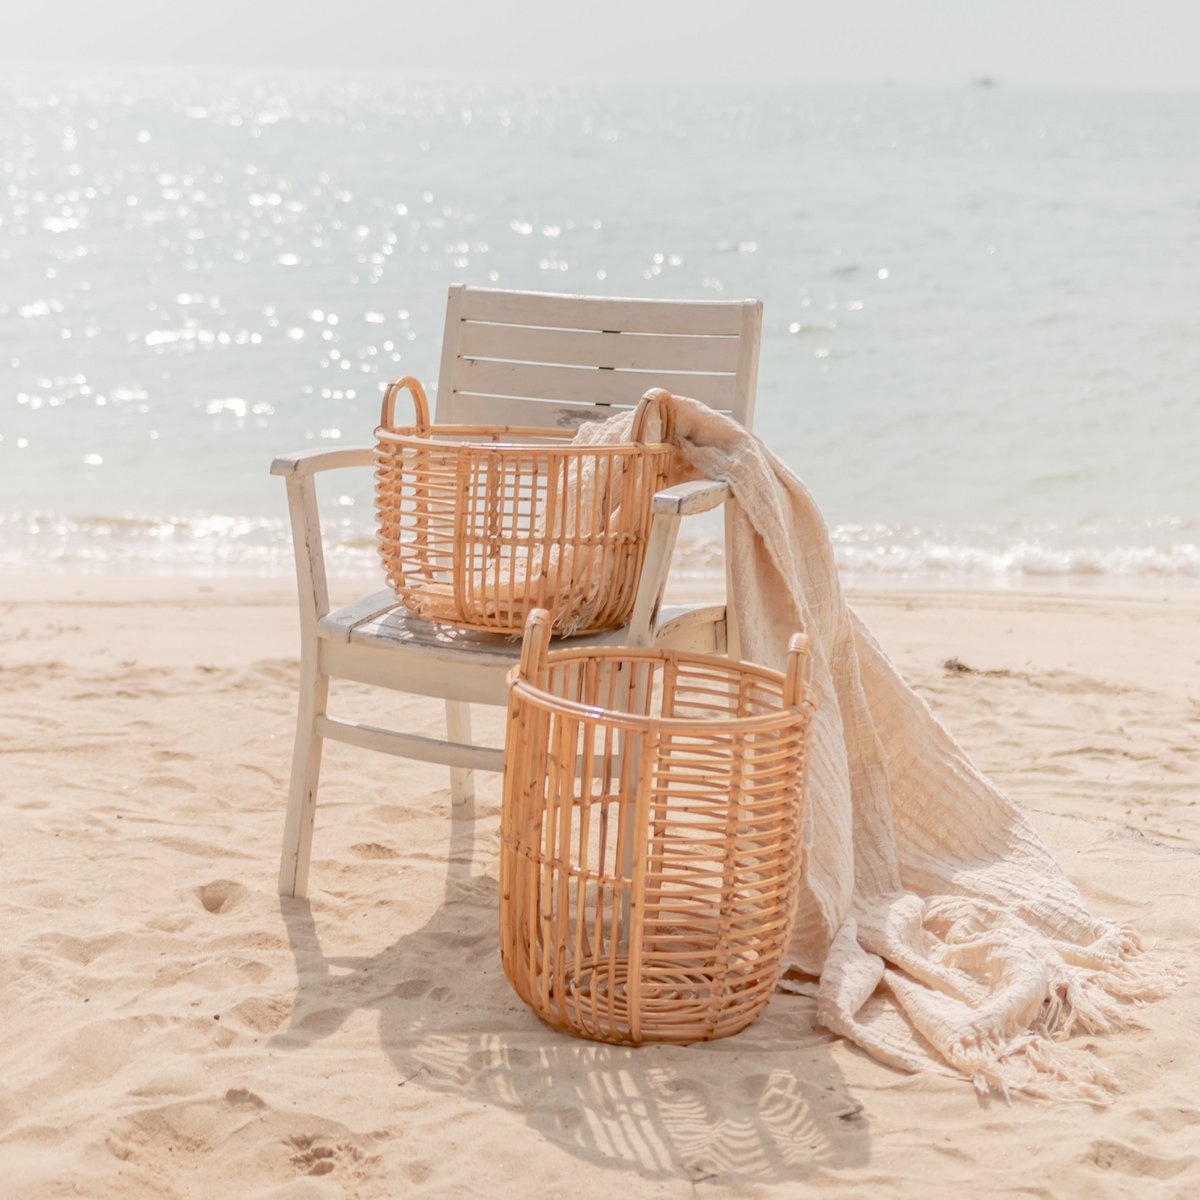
[500,609,816,1045]
[374,378,674,635]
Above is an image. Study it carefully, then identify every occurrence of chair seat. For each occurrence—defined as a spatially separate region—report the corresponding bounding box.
[319,589,527,662]
[316,589,726,704]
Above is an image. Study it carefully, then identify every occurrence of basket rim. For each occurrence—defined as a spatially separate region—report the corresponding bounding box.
[374,422,673,453]
[506,645,816,734]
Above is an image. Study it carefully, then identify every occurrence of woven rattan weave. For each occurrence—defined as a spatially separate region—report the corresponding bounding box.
[500,609,816,1045]
[374,379,674,635]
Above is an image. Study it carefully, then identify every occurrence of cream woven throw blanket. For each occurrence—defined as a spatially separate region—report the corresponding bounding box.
[575,394,1177,1102]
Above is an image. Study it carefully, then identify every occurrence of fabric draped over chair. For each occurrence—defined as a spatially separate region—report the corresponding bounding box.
[573,394,1179,1103]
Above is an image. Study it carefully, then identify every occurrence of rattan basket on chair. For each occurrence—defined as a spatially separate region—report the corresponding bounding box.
[500,609,816,1045]
[374,379,674,635]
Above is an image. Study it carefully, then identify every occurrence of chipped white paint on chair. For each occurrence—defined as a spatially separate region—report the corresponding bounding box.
[272,285,762,897]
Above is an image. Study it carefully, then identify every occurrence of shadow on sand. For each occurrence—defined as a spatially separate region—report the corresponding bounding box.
[275,806,870,1186]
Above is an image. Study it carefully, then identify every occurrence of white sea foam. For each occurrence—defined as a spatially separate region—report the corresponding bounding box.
[829,526,1200,587]
[1,511,1195,589]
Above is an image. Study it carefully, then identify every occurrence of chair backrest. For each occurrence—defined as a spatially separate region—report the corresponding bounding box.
[434,286,762,432]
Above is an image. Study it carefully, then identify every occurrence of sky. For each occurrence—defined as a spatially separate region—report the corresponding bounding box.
[3,0,1199,92]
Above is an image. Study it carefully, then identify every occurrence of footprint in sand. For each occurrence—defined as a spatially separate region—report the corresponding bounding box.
[286,1134,365,1178]
[225,1087,267,1109]
[392,978,432,999]
[228,995,292,1034]
[1084,1138,1196,1179]
[141,772,199,794]
[1130,1105,1200,1133]
[53,932,123,966]
[237,958,273,984]
[296,1007,344,1035]
[196,880,249,914]
[351,842,400,860]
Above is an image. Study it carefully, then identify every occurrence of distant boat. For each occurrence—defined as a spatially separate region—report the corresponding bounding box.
[972,76,998,88]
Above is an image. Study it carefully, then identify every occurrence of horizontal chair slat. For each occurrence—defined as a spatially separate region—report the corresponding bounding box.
[457,321,742,374]
[439,394,634,431]
[458,287,754,337]
[315,715,505,771]
[451,359,735,411]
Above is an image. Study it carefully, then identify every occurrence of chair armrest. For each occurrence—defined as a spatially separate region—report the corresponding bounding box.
[272,445,376,624]
[651,478,732,516]
[270,446,375,477]
[627,479,733,647]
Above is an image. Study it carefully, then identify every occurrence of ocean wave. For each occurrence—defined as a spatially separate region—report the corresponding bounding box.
[827,520,1200,584]
[0,511,371,577]
[832,538,1200,585]
[2,512,1196,587]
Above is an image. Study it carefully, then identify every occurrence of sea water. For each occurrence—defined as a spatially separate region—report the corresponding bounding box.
[1,67,1197,586]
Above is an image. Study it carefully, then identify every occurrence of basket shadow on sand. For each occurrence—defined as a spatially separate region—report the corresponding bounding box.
[274,803,870,1186]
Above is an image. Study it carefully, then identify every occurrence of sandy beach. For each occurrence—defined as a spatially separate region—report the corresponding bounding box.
[0,576,1195,1198]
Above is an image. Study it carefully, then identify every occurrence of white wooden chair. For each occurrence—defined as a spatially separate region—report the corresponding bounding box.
[272,285,762,897]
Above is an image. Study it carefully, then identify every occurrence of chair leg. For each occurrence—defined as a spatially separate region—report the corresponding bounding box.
[445,699,475,815]
[278,661,330,899]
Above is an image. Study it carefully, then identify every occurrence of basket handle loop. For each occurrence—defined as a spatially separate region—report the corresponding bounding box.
[380,376,431,434]
[784,632,811,708]
[517,608,553,686]
[630,388,674,445]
